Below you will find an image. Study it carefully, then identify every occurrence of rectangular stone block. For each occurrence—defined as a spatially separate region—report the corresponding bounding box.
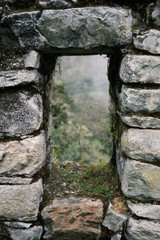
[120,55,160,84]
[118,157,160,201]
[0,90,43,137]
[134,29,160,54]
[120,114,160,129]
[125,218,160,240]
[120,86,160,113]
[0,133,46,177]
[121,129,160,162]
[5,7,132,52]
[0,69,41,88]
[0,179,43,221]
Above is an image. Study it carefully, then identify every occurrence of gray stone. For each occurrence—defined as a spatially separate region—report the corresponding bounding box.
[0,133,46,177]
[111,234,122,240]
[0,177,32,184]
[24,51,40,69]
[37,7,132,50]
[120,114,160,129]
[118,157,160,201]
[127,201,160,220]
[125,218,160,240]
[120,86,160,114]
[37,0,72,8]
[41,198,103,240]
[120,55,160,84]
[121,129,160,162]
[152,1,160,26]
[4,7,132,53]
[0,90,43,137]
[4,222,32,229]
[0,179,43,221]
[0,69,41,88]
[134,30,160,54]
[102,202,127,232]
[7,226,43,240]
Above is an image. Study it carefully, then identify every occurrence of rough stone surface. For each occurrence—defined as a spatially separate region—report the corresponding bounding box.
[24,51,40,69]
[0,133,46,177]
[0,179,43,221]
[41,198,103,240]
[127,201,160,220]
[134,30,160,54]
[7,226,43,240]
[120,114,160,129]
[118,157,160,201]
[0,177,32,184]
[120,55,160,84]
[152,1,160,26]
[120,86,160,114]
[4,7,132,52]
[121,129,160,162]
[125,218,160,240]
[37,0,72,8]
[0,90,43,137]
[0,69,41,88]
[102,202,127,232]
[4,222,32,229]
[111,234,122,240]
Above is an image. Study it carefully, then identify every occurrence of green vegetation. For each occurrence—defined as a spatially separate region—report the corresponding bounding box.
[51,78,111,165]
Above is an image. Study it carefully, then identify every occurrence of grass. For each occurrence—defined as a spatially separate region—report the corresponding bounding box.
[42,160,126,214]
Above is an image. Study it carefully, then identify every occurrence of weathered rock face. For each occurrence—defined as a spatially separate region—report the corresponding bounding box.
[102,202,127,232]
[24,50,40,69]
[0,177,32,184]
[41,198,103,240]
[0,90,43,137]
[120,55,160,84]
[120,114,160,129]
[152,1,160,26]
[118,158,160,201]
[125,218,160,240]
[0,69,41,88]
[127,201,160,220]
[134,30,160,54]
[3,7,132,53]
[121,129,160,162]
[0,133,46,177]
[0,179,43,221]
[7,226,43,240]
[120,86,160,114]
[111,234,122,240]
[37,0,73,8]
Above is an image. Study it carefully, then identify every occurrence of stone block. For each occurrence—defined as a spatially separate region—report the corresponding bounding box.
[0,90,43,137]
[37,0,72,8]
[7,226,43,240]
[152,1,160,26]
[41,198,103,240]
[0,179,43,221]
[111,234,121,240]
[127,201,160,220]
[125,218,160,240]
[121,129,160,162]
[0,177,32,184]
[120,86,160,114]
[24,51,40,69]
[118,157,160,201]
[4,222,32,229]
[134,29,160,54]
[120,114,160,129]
[0,69,41,88]
[120,55,160,84]
[0,133,46,177]
[102,202,127,232]
[4,7,132,52]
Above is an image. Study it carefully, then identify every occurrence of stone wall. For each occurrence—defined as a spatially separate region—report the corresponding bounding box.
[0,0,160,239]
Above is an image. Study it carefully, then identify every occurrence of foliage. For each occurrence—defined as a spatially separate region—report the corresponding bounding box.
[51,78,112,165]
